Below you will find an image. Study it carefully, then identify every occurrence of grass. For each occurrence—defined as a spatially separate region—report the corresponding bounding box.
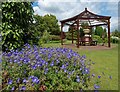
[43,40,118,90]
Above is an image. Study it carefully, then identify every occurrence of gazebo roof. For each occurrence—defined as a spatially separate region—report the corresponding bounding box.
[60,8,111,27]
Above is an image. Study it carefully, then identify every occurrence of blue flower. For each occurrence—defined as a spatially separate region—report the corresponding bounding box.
[66,62,69,66]
[14,59,17,63]
[76,75,79,78]
[67,54,71,59]
[45,62,48,65]
[7,52,12,57]
[109,75,112,79]
[29,76,40,84]
[28,76,34,80]
[94,84,100,89]
[20,86,26,90]
[67,75,70,78]
[32,78,37,83]
[76,78,80,82]
[32,65,36,70]
[44,68,48,74]
[98,75,101,79]
[50,61,54,66]
[11,86,15,90]
[80,68,82,71]
[20,58,23,61]
[82,68,89,74]
[0,59,2,63]
[82,55,86,59]
[8,79,13,85]
[56,59,60,64]
[85,68,89,74]
[64,69,67,73]
[23,79,27,83]
[55,70,58,73]
[73,62,76,66]
[16,78,20,83]
[61,64,65,69]
[92,74,95,77]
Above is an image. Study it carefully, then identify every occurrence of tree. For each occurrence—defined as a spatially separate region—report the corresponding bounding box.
[103,28,107,38]
[2,2,34,51]
[28,14,46,45]
[95,26,104,37]
[43,14,60,35]
[112,29,120,38]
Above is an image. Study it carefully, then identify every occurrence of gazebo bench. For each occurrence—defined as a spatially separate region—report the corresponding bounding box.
[79,40,97,46]
[90,40,97,46]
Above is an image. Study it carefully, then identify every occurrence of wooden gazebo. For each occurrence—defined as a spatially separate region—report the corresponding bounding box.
[60,8,111,48]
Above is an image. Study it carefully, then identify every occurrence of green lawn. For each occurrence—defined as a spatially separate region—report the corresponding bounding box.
[43,41,118,90]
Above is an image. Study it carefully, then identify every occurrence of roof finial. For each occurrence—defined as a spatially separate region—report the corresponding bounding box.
[85,8,87,11]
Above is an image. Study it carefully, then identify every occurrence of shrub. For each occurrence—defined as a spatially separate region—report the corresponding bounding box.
[66,32,71,40]
[40,30,50,44]
[2,44,92,91]
[92,35,103,43]
[2,2,34,51]
[111,37,119,44]
[104,38,108,43]
[50,35,60,41]
[66,32,77,40]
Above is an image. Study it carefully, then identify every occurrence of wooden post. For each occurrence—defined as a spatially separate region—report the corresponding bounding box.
[72,29,73,44]
[77,19,80,48]
[108,19,111,47]
[61,23,64,45]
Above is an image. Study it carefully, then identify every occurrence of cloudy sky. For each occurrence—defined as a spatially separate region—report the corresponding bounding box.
[32,0,119,32]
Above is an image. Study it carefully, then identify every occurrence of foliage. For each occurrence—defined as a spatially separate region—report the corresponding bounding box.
[111,29,120,38]
[40,30,50,44]
[94,27,107,38]
[80,28,85,38]
[66,32,72,40]
[31,15,46,37]
[50,35,60,41]
[66,31,77,40]
[43,14,60,35]
[111,37,119,44]
[2,44,93,91]
[2,2,34,51]
[28,14,60,45]
[103,28,107,38]
[43,41,118,90]
[81,22,89,28]
[92,35,103,43]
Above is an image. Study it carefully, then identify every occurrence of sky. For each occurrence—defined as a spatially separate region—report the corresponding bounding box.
[32,0,119,32]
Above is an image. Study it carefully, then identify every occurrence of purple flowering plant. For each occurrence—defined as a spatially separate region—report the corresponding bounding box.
[2,44,96,90]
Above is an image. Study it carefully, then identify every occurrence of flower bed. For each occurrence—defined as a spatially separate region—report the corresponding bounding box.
[2,44,92,91]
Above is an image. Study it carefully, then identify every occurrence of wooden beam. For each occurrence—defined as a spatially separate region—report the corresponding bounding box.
[60,8,111,23]
[61,23,64,45]
[77,19,80,48]
[72,29,73,44]
[71,20,77,26]
[79,17,110,20]
[89,23,107,27]
[108,19,111,47]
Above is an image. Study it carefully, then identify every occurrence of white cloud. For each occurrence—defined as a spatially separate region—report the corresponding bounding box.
[80,0,119,2]
[38,0,78,2]
[110,17,118,31]
[38,0,119,2]
[33,6,40,15]
[33,1,118,32]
